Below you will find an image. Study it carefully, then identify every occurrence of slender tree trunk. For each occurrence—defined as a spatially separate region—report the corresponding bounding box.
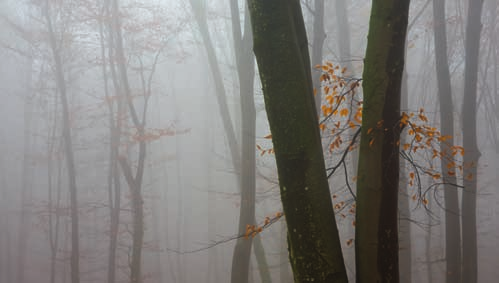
[189,0,240,171]
[253,235,271,283]
[228,1,261,282]
[247,1,348,281]
[432,1,462,282]
[399,69,412,283]
[16,54,34,283]
[110,1,148,282]
[118,157,145,283]
[47,94,62,283]
[49,147,63,283]
[98,1,123,281]
[44,2,80,282]
[335,0,353,72]
[461,1,484,282]
[311,0,325,112]
[189,1,270,281]
[355,1,410,282]
[334,0,358,175]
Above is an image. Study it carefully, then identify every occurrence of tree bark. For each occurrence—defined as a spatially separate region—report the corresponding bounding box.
[355,1,410,282]
[461,1,484,282]
[432,1,462,282]
[247,1,348,282]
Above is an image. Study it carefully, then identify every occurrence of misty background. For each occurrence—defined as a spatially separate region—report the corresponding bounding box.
[0,0,498,282]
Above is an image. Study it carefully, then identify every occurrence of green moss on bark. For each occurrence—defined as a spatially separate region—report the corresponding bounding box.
[355,1,410,282]
[247,0,347,282]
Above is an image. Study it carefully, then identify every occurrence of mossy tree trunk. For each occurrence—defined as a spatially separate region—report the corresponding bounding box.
[247,1,348,282]
[355,1,410,282]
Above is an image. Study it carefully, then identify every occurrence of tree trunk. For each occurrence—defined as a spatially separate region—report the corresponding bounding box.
[16,54,34,283]
[355,1,410,282]
[279,220,292,283]
[228,1,260,282]
[118,157,145,283]
[189,0,240,171]
[461,1,484,282]
[247,1,348,281]
[190,1,270,281]
[111,0,148,282]
[44,2,80,282]
[311,0,325,112]
[253,235,272,283]
[399,68,412,283]
[98,0,123,280]
[432,1,462,282]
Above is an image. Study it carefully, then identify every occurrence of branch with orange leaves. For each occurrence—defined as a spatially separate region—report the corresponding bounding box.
[165,211,284,254]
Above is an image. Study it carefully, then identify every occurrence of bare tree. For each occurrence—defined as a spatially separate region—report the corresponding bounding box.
[461,1,484,282]
[43,1,80,282]
[432,0,461,282]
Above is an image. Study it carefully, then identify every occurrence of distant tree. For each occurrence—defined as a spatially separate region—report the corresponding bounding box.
[188,1,271,282]
[461,1,484,282]
[432,0,461,282]
[226,1,259,283]
[43,1,81,282]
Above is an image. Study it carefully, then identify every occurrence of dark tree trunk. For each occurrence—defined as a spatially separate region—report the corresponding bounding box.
[247,1,348,282]
[355,1,410,282]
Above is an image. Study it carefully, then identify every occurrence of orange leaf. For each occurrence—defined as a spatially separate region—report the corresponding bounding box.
[319,123,326,131]
[403,143,410,151]
[340,108,349,117]
[369,138,375,147]
[263,134,272,139]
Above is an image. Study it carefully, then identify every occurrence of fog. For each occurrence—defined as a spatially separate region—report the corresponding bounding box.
[0,0,497,282]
